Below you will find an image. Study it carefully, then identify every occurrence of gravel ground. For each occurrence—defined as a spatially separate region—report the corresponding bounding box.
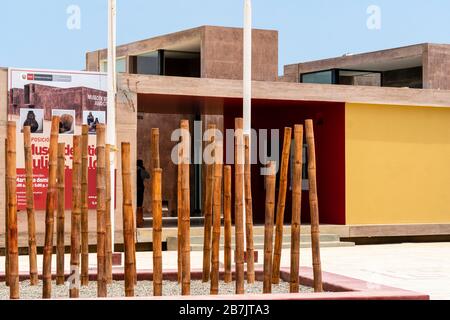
[0,280,313,299]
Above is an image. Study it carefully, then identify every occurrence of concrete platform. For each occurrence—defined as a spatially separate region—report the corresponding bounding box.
[165,233,355,251]
[2,219,450,250]
[0,243,448,299]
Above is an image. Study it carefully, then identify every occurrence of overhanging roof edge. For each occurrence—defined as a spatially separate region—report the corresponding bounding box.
[118,74,450,108]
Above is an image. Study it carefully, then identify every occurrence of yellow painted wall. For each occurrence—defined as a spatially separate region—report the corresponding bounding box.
[346,103,450,225]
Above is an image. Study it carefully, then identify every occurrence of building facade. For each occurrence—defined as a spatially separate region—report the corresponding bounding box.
[2,26,450,248]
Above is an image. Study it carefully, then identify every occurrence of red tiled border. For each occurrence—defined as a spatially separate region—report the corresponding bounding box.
[0,267,429,300]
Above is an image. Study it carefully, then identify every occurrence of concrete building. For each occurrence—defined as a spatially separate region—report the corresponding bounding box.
[2,26,450,250]
[283,43,450,89]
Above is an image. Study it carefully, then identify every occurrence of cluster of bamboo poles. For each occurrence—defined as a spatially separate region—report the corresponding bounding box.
[4,117,115,299]
[4,116,323,299]
[199,118,323,295]
[120,128,163,297]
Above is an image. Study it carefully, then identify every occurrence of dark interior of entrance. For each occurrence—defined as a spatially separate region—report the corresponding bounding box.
[137,94,346,227]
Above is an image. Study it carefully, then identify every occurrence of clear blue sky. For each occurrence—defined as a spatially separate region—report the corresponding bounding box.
[1,0,450,75]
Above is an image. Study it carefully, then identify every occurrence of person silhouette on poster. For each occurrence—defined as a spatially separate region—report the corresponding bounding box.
[87,114,101,134]
[87,112,95,126]
[23,110,40,133]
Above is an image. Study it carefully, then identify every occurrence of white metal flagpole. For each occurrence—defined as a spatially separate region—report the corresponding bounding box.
[107,0,117,253]
[243,0,252,250]
[243,0,252,137]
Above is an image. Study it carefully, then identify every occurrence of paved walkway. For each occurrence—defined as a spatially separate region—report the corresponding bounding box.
[1,242,449,300]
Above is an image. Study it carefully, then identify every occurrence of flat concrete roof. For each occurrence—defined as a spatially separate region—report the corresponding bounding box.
[285,43,429,72]
[119,73,450,108]
[87,25,278,60]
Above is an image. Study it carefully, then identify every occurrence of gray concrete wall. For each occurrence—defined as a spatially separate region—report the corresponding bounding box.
[86,26,279,82]
[282,44,425,84]
[424,44,450,90]
[115,89,138,235]
[201,26,278,81]
[382,67,423,88]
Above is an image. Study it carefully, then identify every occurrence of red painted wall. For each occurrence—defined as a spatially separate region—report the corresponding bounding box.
[224,99,346,225]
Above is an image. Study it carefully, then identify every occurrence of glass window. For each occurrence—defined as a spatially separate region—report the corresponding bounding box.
[100,57,126,73]
[135,51,160,75]
[163,51,201,78]
[338,70,381,86]
[116,58,126,73]
[301,70,334,84]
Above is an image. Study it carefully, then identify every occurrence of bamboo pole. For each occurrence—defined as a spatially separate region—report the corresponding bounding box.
[132,202,137,285]
[56,143,66,286]
[223,165,232,283]
[177,147,182,284]
[7,122,19,299]
[263,161,276,294]
[105,144,113,284]
[272,127,292,284]
[43,116,60,299]
[70,137,82,298]
[244,134,255,284]
[202,124,215,282]
[152,168,163,296]
[305,120,323,293]
[234,118,245,294]
[151,128,160,170]
[180,120,191,296]
[290,125,304,293]
[81,125,89,286]
[121,142,135,297]
[23,127,38,285]
[4,138,9,287]
[96,124,107,297]
[210,139,223,295]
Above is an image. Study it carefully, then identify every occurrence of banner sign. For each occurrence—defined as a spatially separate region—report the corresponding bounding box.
[8,68,109,210]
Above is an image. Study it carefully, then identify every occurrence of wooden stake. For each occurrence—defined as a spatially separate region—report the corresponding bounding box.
[81,125,89,286]
[305,120,323,293]
[152,168,163,296]
[272,127,292,284]
[234,118,245,295]
[96,124,107,297]
[202,124,215,283]
[105,144,113,284]
[43,116,60,299]
[56,143,66,286]
[223,165,233,284]
[151,128,160,171]
[263,161,276,294]
[23,127,38,285]
[290,125,304,293]
[7,122,19,299]
[177,147,182,284]
[4,138,9,287]
[210,139,223,295]
[70,137,82,298]
[132,214,137,285]
[244,134,255,284]
[180,120,191,296]
[121,142,136,297]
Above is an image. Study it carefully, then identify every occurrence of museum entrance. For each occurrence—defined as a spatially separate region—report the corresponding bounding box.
[136,94,224,227]
[136,93,346,228]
